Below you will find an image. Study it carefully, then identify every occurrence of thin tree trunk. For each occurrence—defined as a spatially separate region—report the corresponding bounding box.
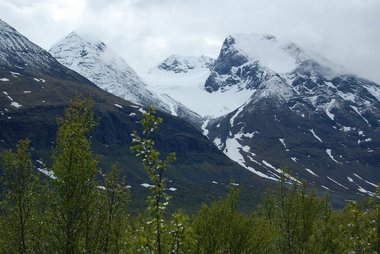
[156,189,162,254]
[377,206,380,254]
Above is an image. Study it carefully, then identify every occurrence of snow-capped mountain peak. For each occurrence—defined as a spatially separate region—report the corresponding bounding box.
[155,55,214,73]
[50,31,158,103]
[50,31,143,92]
[50,32,202,127]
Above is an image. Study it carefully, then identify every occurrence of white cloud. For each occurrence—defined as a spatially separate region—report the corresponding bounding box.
[0,0,379,83]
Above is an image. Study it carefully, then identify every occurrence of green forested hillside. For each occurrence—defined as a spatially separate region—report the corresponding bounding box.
[1,99,379,254]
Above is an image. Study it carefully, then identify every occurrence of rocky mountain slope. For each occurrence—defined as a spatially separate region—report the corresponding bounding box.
[0,19,270,212]
[202,34,380,197]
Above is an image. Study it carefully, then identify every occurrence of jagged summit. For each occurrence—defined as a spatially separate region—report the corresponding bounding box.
[206,33,380,107]
[205,33,313,93]
[219,33,308,72]
[156,55,214,73]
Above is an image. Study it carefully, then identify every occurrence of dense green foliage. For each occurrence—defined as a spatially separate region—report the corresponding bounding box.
[0,139,43,253]
[49,98,100,253]
[1,99,379,253]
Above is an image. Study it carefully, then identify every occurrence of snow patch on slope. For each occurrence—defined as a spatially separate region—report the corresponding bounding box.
[353,173,378,188]
[262,160,300,183]
[213,137,223,149]
[10,101,21,108]
[279,138,287,149]
[201,119,210,136]
[222,131,277,181]
[324,99,336,120]
[305,168,319,177]
[325,149,342,164]
[350,105,371,126]
[2,91,13,101]
[327,176,348,189]
[356,185,375,196]
[230,102,246,127]
[309,129,323,143]
[36,160,56,179]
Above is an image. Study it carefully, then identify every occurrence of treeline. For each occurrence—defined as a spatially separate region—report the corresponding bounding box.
[1,98,380,254]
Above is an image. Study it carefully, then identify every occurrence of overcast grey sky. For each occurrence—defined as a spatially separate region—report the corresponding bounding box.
[0,0,379,83]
